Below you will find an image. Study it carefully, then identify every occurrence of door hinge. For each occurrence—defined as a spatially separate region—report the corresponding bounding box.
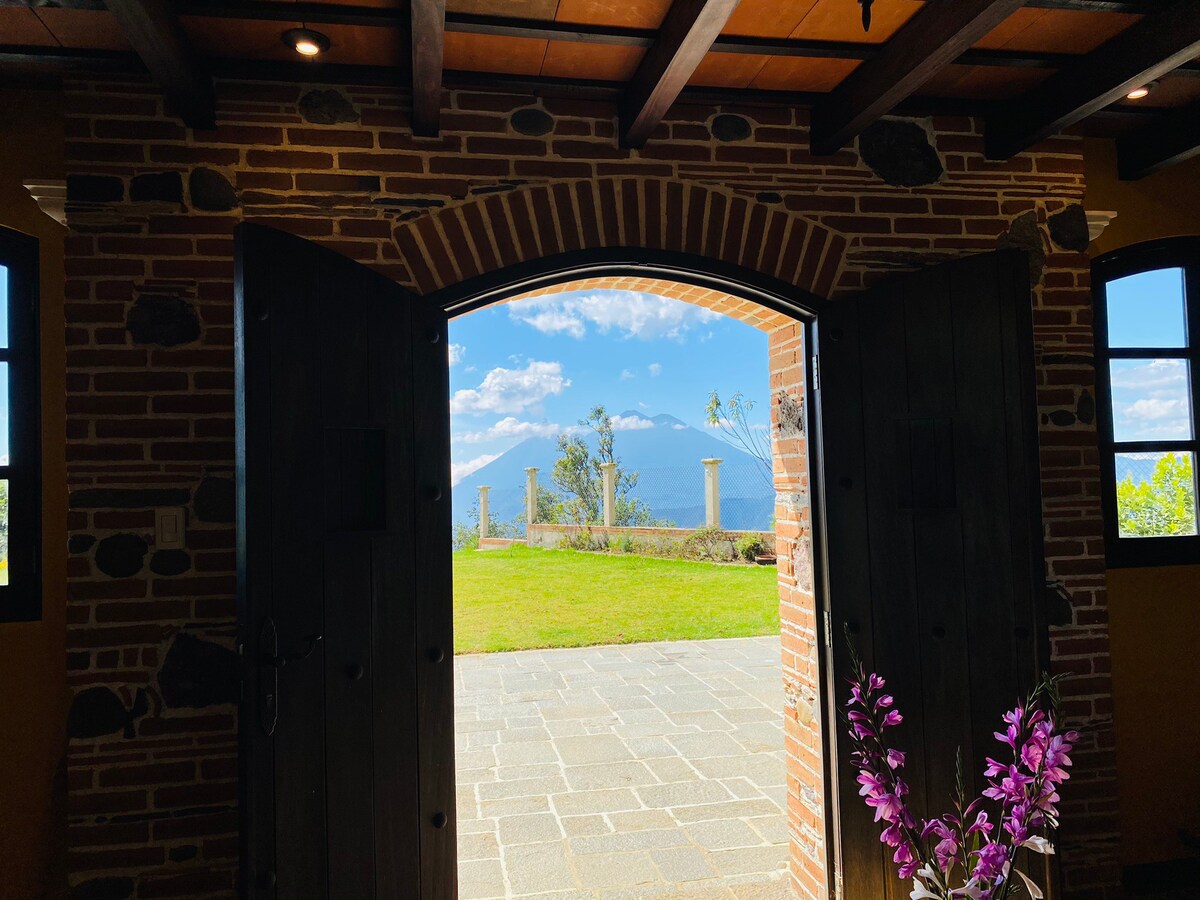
[823,606,833,650]
[811,353,820,392]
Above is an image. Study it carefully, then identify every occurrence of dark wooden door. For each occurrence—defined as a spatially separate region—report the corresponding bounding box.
[817,249,1047,899]
[235,224,455,899]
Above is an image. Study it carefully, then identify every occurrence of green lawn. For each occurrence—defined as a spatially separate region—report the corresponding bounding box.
[453,544,779,654]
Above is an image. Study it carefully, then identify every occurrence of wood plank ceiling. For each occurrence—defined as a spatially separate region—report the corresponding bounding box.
[3,0,1200,178]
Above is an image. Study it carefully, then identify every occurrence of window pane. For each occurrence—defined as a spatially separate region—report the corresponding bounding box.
[1115,451,1198,538]
[1106,268,1188,348]
[0,264,7,348]
[0,363,8,464]
[0,479,7,585]
[1110,358,1193,442]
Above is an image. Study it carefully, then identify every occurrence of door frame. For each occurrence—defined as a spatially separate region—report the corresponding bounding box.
[429,247,849,895]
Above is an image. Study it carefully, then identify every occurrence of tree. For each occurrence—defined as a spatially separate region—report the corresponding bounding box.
[552,404,658,526]
[1116,452,1197,537]
[705,390,773,490]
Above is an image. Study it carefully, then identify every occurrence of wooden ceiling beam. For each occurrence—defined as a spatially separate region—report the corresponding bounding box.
[410,0,445,137]
[1117,101,1200,180]
[810,0,1024,156]
[166,3,1200,77]
[620,0,741,148]
[986,0,1200,160]
[106,0,215,129]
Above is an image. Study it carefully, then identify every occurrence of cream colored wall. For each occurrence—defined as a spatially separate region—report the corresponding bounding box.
[1084,137,1200,867]
[0,88,68,899]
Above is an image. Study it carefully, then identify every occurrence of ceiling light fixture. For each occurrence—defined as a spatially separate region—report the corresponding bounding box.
[1125,82,1157,101]
[283,27,330,58]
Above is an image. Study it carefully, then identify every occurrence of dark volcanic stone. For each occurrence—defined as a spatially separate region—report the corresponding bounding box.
[130,171,183,203]
[193,476,235,523]
[511,107,554,136]
[70,487,191,509]
[997,211,1047,285]
[299,89,359,125]
[1044,584,1074,628]
[95,533,148,578]
[71,876,135,900]
[1048,203,1090,252]
[67,174,123,203]
[68,534,97,554]
[150,549,192,576]
[159,634,240,709]
[858,119,944,187]
[189,167,239,212]
[711,114,752,142]
[127,295,201,347]
[1047,409,1076,427]
[67,687,148,740]
[756,191,783,204]
[1077,389,1096,425]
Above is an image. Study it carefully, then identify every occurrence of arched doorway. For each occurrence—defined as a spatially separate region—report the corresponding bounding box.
[236,219,1048,900]
[439,255,831,898]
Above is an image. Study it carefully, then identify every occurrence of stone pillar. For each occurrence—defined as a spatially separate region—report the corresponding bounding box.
[599,462,617,527]
[525,467,539,525]
[478,485,490,540]
[702,458,722,527]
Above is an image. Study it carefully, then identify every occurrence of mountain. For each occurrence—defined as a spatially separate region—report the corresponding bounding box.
[452,411,774,531]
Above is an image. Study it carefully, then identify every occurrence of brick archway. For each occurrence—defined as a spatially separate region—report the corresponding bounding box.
[420,184,842,899]
[391,177,848,305]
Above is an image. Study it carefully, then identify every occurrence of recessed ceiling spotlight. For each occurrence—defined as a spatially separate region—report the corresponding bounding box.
[1125,82,1157,101]
[283,28,330,58]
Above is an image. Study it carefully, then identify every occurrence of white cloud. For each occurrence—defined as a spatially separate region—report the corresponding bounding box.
[451,453,500,486]
[450,360,571,415]
[672,423,687,430]
[448,343,465,366]
[620,369,635,381]
[1111,358,1186,390]
[456,417,562,444]
[648,362,663,377]
[611,414,655,432]
[508,291,720,341]
[1123,397,1188,421]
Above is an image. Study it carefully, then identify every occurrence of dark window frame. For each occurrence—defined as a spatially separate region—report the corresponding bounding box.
[0,226,42,622]
[1093,236,1200,568]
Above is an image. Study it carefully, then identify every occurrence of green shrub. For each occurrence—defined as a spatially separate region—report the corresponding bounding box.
[681,526,737,562]
[736,535,767,562]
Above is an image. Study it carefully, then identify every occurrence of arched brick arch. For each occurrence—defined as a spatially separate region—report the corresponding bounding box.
[391,177,848,303]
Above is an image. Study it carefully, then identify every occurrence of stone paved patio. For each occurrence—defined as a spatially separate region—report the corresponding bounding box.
[454,636,794,899]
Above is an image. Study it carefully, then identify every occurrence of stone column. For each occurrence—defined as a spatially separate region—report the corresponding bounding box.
[525,467,539,526]
[478,485,490,540]
[599,462,617,527]
[702,458,722,527]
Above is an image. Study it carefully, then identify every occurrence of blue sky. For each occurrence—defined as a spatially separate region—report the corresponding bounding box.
[0,266,8,465]
[448,290,770,484]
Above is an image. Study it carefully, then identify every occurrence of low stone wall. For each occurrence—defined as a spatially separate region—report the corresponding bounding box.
[526,523,775,555]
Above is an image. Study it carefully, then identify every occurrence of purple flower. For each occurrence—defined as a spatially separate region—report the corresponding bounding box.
[886,749,906,770]
[972,841,1009,881]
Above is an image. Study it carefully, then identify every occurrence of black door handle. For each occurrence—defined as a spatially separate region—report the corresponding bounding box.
[262,633,323,669]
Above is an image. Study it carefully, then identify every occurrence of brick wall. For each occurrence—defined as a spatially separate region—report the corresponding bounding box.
[61,73,1116,899]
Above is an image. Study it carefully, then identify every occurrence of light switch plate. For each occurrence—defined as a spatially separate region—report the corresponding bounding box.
[156,507,186,549]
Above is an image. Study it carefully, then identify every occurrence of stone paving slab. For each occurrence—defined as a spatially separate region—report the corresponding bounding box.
[455,637,795,899]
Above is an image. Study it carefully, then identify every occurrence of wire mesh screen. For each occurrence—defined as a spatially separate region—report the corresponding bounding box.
[460,461,776,536]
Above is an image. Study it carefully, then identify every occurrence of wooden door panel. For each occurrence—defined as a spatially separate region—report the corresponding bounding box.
[819,249,1046,899]
[237,224,449,899]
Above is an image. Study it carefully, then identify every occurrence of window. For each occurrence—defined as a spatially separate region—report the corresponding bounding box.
[1094,237,1200,567]
[0,226,41,622]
